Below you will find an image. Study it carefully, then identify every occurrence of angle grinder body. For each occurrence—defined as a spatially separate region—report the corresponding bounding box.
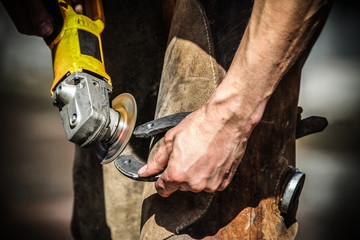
[45,0,136,164]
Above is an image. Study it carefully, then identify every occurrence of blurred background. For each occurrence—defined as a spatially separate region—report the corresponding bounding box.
[0,1,359,239]
[0,2,73,239]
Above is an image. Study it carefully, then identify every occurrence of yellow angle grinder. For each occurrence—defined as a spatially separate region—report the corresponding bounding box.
[44,0,136,164]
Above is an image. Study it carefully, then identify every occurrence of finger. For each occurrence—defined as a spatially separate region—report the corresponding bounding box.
[217,176,232,191]
[155,158,193,197]
[155,174,180,198]
[204,185,219,193]
[138,135,173,177]
[217,182,228,192]
[74,4,83,14]
[26,0,53,37]
[71,0,85,14]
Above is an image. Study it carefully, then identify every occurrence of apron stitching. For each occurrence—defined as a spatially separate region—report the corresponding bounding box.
[193,0,217,90]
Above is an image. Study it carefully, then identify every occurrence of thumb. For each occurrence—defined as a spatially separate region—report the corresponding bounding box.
[138,139,172,177]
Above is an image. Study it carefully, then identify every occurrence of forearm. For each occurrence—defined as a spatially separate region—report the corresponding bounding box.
[139,0,332,196]
[206,0,332,131]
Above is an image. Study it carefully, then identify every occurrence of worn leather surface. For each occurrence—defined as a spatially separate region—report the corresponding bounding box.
[198,0,253,70]
[71,146,111,240]
[171,62,303,239]
[102,147,144,240]
[141,0,326,239]
[101,1,167,239]
[71,0,329,239]
[140,0,226,239]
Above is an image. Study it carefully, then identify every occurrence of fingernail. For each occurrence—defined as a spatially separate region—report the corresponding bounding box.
[138,165,147,176]
[40,20,53,37]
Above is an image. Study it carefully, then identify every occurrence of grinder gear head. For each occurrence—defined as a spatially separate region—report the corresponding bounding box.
[47,0,136,163]
[52,72,137,164]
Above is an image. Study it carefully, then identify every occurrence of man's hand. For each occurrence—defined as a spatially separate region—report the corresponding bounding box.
[138,94,260,197]
[138,0,331,197]
[1,0,84,37]
[1,0,53,37]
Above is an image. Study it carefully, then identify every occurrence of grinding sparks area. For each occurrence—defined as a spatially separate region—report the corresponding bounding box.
[0,1,359,239]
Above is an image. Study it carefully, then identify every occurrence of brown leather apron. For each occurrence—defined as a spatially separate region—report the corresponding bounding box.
[70,0,329,239]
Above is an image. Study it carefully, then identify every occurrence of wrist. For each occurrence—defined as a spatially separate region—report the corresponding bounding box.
[204,75,267,135]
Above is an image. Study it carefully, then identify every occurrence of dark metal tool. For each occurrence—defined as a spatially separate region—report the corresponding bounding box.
[114,108,327,182]
[114,112,191,181]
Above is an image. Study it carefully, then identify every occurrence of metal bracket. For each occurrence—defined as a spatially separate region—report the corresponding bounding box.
[279,170,306,214]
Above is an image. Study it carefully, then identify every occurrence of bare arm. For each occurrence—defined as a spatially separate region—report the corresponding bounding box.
[138,0,332,197]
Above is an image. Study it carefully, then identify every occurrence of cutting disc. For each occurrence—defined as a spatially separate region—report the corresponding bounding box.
[101,93,137,164]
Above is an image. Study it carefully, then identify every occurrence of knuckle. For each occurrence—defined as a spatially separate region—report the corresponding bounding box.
[156,177,176,198]
[190,181,207,193]
[163,131,174,145]
[155,179,166,192]
[156,187,168,198]
[164,168,185,184]
[205,179,224,192]
[168,173,185,184]
[159,191,170,198]
[205,182,219,192]
[206,185,218,193]
[191,185,205,193]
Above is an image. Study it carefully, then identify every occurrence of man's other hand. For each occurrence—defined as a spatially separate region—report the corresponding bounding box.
[1,0,84,37]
